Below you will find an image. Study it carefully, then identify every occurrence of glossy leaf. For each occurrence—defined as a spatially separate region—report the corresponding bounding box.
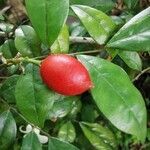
[118,51,142,71]
[58,121,76,143]
[51,24,69,54]
[48,137,79,150]
[71,5,116,44]
[0,23,13,33]
[0,110,17,149]
[107,7,150,51]
[77,55,147,142]
[47,96,80,120]
[15,64,55,127]
[0,39,17,58]
[70,0,115,13]
[21,131,42,150]
[80,122,117,150]
[0,75,19,103]
[25,0,69,46]
[15,25,41,57]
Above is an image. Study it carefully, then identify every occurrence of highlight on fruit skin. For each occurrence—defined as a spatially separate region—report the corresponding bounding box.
[40,54,93,96]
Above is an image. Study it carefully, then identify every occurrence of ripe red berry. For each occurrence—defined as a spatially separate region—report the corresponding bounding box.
[40,54,93,96]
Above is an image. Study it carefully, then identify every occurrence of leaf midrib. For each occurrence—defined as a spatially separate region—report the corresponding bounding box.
[73,6,108,35]
[82,57,142,134]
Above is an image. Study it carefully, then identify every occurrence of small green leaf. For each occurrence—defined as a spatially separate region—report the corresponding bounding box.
[0,75,19,103]
[51,24,69,54]
[107,7,150,51]
[21,131,42,150]
[0,110,17,149]
[118,51,142,71]
[81,104,98,122]
[77,55,147,142]
[0,13,4,20]
[47,96,80,120]
[48,137,79,150]
[124,0,139,9]
[0,39,17,58]
[80,122,117,150]
[58,121,76,143]
[25,0,69,46]
[15,64,55,127]
[15,25,41,57]
[0,23,13,33]
[71,5,116,44]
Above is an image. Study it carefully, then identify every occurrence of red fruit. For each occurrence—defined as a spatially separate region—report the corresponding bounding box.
[40,54,93,96]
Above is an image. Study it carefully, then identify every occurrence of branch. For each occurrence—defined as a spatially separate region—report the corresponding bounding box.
[69,37,97,45]
[0,98,50,137]
[132,67,150,82]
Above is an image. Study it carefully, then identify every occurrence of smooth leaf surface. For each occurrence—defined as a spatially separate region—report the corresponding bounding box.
[21,131,42,150]
[118,51,142,71]
[0,110,17,149]
[77,55,147,141]
[47,96,80,120]
[15,25,41,57]
[0,75,19,103]
[15,64,55,127]
[51,24,69,54]
[70,0,115,13]
[25,0,69,46]
[80,122,117,150]
[48,137,79,150]
[58,121,76,143]
[71,5,116,44]
[0,23,13,33]
[107,7,150,51]
[0,39,17,58]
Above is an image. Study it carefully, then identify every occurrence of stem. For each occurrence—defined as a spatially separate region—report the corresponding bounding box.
[69,37,97,45]
[69,49,102,56]
[6,57,41,66]
[0,98,50,137]
[132,67,150,82]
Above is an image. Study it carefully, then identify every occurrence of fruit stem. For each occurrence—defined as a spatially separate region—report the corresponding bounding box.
[4,57,41,67]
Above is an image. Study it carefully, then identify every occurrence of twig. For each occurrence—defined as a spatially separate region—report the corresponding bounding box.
[0,98,50,137]
[69,37,98,45]
[132,67,150,82]
[0,6,11,14]
[69,49,102,56]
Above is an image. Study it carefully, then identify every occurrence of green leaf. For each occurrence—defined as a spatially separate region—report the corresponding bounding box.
[25,0,69,46]
[48,137,79,150]
[51,24,69,54]
[80,122,117,150]
[0,110,17,149]
[118,51,142,71]
[21,131,42,150]
[0,75,19,103]
[77,55,147,142]
[107,7,150,51]
[58,121,76,143]
[70,0,115,13]
[81,104,98,122]
[47,96,80,120]
[15,64,55,127]
[0,23,13,33]
[71,5,116,44]
[124,0,139,9]
[15,25,41,57]
[0,39,17,58]
[0,13,4,20]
